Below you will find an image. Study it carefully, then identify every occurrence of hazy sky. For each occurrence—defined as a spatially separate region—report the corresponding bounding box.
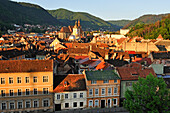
[11,0,170,20]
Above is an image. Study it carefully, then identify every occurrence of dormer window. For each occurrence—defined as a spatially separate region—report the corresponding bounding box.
[64,81,69,87]
[132,73,138,76]
[91,80,96,84]
[103,80,109,83]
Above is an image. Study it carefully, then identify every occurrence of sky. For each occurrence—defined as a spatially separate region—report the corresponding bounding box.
[11,0,170,21]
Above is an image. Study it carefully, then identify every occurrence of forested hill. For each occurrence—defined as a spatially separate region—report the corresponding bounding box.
[108,20,131,28]
[0,0,61,26]
[48,8,121,31]
[124,14,169,28]
[127,14,170,39]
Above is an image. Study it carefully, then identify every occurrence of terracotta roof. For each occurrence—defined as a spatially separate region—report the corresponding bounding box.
[60,27,71,33]
[117,62,156,80]
[156,34,163,40]
[68,48,89,55]
[53,74,86,93]
[74,56,88,60]
[0,60,53,73]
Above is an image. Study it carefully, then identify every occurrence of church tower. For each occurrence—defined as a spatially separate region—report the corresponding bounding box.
[72,20,81,40]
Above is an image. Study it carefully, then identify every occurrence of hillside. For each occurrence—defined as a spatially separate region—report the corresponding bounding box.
[127,14,170,39]
[48,8,121,31]
[0,0,61,28]
[123,14,169,28]
[108,20,131,27]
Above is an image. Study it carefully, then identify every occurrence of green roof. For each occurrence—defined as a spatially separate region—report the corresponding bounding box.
[151,64,164,74]
[85,70,120,81]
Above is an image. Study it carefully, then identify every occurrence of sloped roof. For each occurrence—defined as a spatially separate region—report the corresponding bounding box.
[53,74,86,93]
[117,62,156,80]
[156,34,163,40]
[60,27,71,33]
[152,52,170,59]
[150,64,164,75]
[85,70,120,81]
[0,60,53,73]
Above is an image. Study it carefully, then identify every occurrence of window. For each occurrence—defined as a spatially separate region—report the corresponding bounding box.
[91,80,96,84]
[1,90,5,97]
[33,76,37,83]
[113,98,117,105]
[65,103,69,108]
[57,94,60,100]
[114,79,117,83]
[114,87,118,94]
[108,88,112,94]
[33,100,38,108]
[103,80,109,83]
[73,102,77,107]
[9,77,13,84]
[65,94,68,99]
[33,88,38,95]
[1,102,6,110]
[1,78,5,84]
[43,99,49,107]
[18,101,23,109]
[43,88,48,94]
[25,77,29,83]
[26,89,30,95]
[73,93,77,98]
[43,76,48,82]
[95,89,99,95]
[80,93,83,98]
[25,101,31,108]
[17,77,21,83]
[101,88,105,95]
[89,89,93,96]
[89,100,93,107]
[9,102,15,109]
[95,100,99,106]
[80,102,83,107]
[9,89,14,96]
[18,89,22,96]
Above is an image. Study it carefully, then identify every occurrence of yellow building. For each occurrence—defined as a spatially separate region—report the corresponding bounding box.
[0,60,53,113]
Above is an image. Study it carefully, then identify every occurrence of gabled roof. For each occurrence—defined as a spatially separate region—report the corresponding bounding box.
[117,62,155,80]
[60,27,71,33]
[0,60,53,73]
[156,34,163,40]
[53,74,86,93]
[85,70,120,81]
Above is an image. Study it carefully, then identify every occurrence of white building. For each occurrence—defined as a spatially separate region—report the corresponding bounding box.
[54,74,87,111]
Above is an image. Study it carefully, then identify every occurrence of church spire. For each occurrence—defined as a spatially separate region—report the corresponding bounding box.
[78,20,80,27]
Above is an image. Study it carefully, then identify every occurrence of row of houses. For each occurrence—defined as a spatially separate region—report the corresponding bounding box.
[0,60,158,113]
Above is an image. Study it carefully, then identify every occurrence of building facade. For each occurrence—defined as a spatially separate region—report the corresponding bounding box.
[53,74,87,111]
[84,70,120,108]
[0,60,53,113]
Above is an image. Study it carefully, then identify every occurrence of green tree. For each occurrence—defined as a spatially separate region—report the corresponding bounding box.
[123,73,169,113]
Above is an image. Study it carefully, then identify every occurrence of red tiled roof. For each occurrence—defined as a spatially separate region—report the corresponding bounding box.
[74,56,88,60]
[117,62,155,80]
[117,38,126,45]
[96,62,106,70]
[64,43,73,48]
[0,60,53,73]
[157,34,163,40]
[60,27,71,33]
[53,74,86,93]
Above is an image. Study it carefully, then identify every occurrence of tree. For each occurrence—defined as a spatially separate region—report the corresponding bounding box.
[123,73,169,113]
